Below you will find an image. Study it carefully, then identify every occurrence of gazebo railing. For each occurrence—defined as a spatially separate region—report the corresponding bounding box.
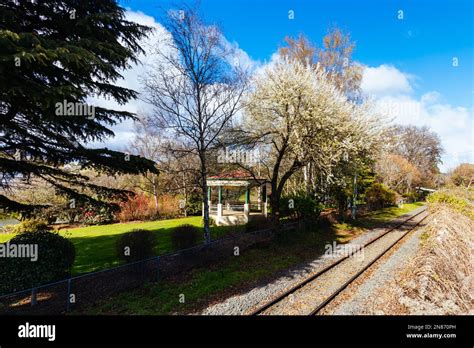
[226,204,244,212]
[208,203,264,213]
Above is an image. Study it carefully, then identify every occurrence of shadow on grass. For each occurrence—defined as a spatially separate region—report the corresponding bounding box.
[78,218,349,315]
[70,223,247,275]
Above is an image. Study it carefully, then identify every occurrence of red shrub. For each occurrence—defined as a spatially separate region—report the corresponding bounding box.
[117,194,159,222]
[157,194,181,218]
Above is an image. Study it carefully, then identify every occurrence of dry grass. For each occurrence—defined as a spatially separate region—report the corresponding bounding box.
[371,204,474,315]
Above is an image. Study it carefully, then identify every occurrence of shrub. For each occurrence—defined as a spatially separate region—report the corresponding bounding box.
[157,194,181,218]
[365,183,397,210]
[0,229,76,295]
[403,191,422,203]
[116,229,156,263]
[280,194,322,219]
[40,205,77,224]
[171,224,201,251]
[12,219,50,234]
[78,204,116,225]
[117,194,159,222]
[184,191,202,216]
[427,190,473,219]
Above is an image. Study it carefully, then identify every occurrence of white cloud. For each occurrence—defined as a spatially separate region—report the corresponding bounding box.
[361,64,414,98]
[221,36,261,71]
[362,65,474,172]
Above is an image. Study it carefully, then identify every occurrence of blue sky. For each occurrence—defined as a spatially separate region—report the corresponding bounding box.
[121,0,473,107]
[109,0,473,171]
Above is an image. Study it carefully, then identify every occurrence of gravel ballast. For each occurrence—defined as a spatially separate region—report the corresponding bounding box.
[199,206,427,315]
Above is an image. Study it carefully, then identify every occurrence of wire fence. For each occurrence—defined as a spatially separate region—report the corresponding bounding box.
[0,220,304,315]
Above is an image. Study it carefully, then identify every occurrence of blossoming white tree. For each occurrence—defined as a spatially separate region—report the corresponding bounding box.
[242,58,383,224]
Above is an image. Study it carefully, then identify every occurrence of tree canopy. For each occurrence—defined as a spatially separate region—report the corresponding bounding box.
[242,58,382,223]
[0,0,158,215]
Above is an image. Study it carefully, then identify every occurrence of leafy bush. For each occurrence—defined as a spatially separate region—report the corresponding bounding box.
[427,190,473,219]
[403,191,422,203]
[157,194,184,219]
[171,224,201,251]
[76,204,116,225]
[427,191,467,207]
[280,194,322,219]
[117,194,159,222]
[40,205,77,224]
[184,191,202,216]
[0,229,76,295]
[116,229,156,263]
[365,183,397,209]
[12,219,50,234]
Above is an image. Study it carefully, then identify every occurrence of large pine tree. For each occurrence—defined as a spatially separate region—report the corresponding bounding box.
[0,0,158,214]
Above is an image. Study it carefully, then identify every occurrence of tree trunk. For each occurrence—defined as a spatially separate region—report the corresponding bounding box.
[337,192,346,222]
[351,173,357,220]
[182,173,188,217]
[152,176,159,211]
[304,162,312,195]
[269,188,280,227]
[200,152,211,244]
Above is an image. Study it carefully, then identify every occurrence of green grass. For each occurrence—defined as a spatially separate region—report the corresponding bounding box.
[334,202,424,232]
[79,202,425,315]
[364,202,424,222]
[0,216,244,275]
[0,234,12,243]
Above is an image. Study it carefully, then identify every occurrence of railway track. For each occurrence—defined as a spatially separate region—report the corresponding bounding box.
[248,207,429,315]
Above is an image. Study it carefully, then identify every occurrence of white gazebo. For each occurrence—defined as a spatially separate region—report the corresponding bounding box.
[204,170,269,226]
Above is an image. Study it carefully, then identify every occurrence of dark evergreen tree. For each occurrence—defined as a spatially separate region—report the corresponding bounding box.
[0,0,158,214]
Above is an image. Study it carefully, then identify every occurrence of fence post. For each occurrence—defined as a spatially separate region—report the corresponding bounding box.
[31,288,37,306]
[66,278,72,312]
[156,256,160,282]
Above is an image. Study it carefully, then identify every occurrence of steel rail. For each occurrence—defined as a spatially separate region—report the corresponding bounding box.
[309,212,429,315]
[248,207,428,315]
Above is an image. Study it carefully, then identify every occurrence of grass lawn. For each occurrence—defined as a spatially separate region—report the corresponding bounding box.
[78,202,425,315]
[0,216,244,275]
[334,202,425,232]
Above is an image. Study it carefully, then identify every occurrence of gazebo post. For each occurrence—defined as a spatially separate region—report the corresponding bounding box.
[257,186,261,210]
[217,186,223,218]
[244,186,250,222]
[262,184,268,217]
[208,186,211,214]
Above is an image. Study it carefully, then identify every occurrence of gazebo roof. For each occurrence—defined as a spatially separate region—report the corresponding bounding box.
[208,169,263,180]
[207,169,265,187]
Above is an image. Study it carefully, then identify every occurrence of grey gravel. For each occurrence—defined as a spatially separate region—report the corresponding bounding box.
[326,225,426,315]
